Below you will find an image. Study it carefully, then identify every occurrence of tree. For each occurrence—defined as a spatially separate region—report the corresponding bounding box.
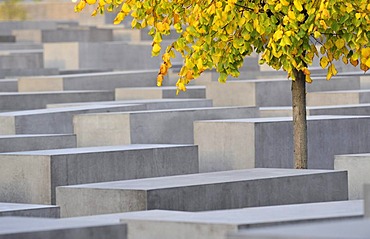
[75,0,370,169]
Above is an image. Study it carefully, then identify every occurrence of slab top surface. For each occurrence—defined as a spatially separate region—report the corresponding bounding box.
[61,168,344,190]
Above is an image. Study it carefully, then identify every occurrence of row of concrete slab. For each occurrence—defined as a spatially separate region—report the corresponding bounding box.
[1,15,370,239]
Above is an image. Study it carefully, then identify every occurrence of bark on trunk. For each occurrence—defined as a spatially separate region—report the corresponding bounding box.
[292,69,308,169]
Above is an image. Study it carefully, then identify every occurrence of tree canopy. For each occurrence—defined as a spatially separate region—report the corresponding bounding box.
[75,0,370,91]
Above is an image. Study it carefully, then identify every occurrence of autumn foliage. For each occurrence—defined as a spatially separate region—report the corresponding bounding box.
[75,0,370,92]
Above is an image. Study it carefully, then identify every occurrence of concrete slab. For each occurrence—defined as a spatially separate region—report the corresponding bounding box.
[227,219,370,239]
[0,144,198,204]
[0,217,127,239]
[56,168,348,217]
[206,76,361,107]
[365,184,370,218]
[0,68,59,78]
[0,134,76,152]
[43,42,162,71]
[307,89,370,106]
[0,49,43,69]
[260,104,370,117]
[73,106,258,147]
[0,203,59,218]
[0,90,114,111]
[118,200,363,239]
[18,69,160,92]
[115,86,206,100]
[194,115,370,172]
[0,104,145,134]
[335,154,370,200]
[46,99,213,110]
[0,79,17,92]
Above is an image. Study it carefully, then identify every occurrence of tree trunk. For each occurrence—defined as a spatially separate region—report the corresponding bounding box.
[292,69,308,169]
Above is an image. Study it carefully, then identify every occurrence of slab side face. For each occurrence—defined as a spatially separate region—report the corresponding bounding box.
[195,121,255,172]
[0,116,15,134]
[74,113,131,147]
[57,188,147,217]
[18,77,63,92]
[205,82,256,107]
[56,169,348,216]
[365,184,370,218]
[0,155,51,204]
[335,155,370,199]
[127,220,237,239]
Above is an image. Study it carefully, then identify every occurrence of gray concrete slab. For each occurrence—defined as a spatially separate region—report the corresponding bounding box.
[0,79,17,92]
[366,184,370,218]
[260,104,370,117]
[118,200,363,239]
[0,90,114,111]
[335,154,370,200]
[56,168,348,217]
[0,144,198,204]
[46,99,213,110]
[0,203,59,218]
[0,43,42,51]
[115,86,206,100]
[307,89,370,106]
[73,106,258,147]
[41,26,113,43]
[18,69,160,92]
[227,219,370,239]
[0,68,59,78]
[206,76,362,107]
[43,42,162,71]
[0,49,43,69]
[0,104,146,134]
[0,217,127,239]
[0,134,76,152]
[194,115,370,172]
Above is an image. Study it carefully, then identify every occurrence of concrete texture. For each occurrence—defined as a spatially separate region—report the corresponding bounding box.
[335,154,370,200]
[0,79,17,92]
[0,50,43,69]
[0,134,76,152]
[18,69,159,92]
[366,184,370,218]
[41,27,113,43]
[194,115,370,172]
[46,99,213,110]
[0,203,59,218]
[56,168,348,217]
[115,86,206,100]
[43,42,162,71]
[0,90,114,111]
[0,68,59,78]
[0,104,146,134]
[206,76,362,107]
[119,200,363,239]
[307,89,370,106]
[0,144,198,204]
[260,103,370,117]
[227,219,370,239]
[0,217,127,239]
[73,106,258,147]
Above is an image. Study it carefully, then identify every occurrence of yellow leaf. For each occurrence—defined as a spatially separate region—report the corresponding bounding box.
[365,58,370,68]
[121,3,130,13]
[342,56,348,64]
[157,74,164,86]
[113,12,124,24]
[314,31,321,38]
[335,39,345,49]
[152,43,161,56]
[273,30,283,41]
[361,48,370,58]
[281,0,289,7]
[350,58,359,67]
[306,74,313,83]
[320,56,329,68]
[86,0,97,4]
[294,0,303,12]
[329,64,338,76]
